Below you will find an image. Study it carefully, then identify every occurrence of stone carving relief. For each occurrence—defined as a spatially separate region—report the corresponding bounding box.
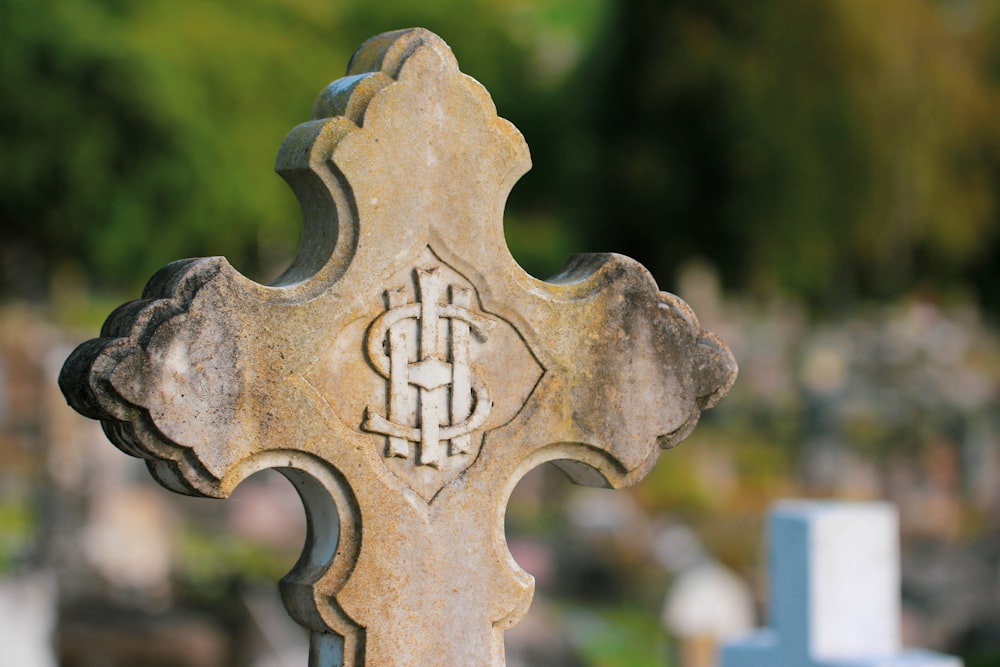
[58,28,737,667]
[307,246,544,501]
[362,261,494,466]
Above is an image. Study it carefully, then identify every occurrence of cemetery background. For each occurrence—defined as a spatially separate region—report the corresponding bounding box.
[2,0,1000,665]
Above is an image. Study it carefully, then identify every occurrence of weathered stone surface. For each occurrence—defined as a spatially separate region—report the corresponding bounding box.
[59,28,737,667]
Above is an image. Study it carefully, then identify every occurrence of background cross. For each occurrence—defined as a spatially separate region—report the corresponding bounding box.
[721,501,963,667]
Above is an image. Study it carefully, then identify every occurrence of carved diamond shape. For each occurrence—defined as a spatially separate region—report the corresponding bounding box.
[306,247,544,501]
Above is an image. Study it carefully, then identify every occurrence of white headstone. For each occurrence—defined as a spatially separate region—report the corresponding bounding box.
[0,573,57,667]
[657,524,754,643]
[663,561,754,644]
[720,500,963,667]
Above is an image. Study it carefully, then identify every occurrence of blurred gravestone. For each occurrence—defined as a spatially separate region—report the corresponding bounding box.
[657,524,754,667]
[720,501,963,667]
[58,28,736,666]
[0,573,57,667]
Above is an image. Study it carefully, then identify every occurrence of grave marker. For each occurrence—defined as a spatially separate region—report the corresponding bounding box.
[0,574,57,667]
[720,501,963,667]
[59,28,737,666]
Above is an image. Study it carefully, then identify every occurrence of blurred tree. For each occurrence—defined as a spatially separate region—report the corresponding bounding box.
[587,0,1000,308]
[967,0,1000,314]
[0,0,352,296]
[0,0,607,298]
[2,0,999,313]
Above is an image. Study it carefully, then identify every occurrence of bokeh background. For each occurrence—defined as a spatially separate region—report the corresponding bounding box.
[3,0,1000,665]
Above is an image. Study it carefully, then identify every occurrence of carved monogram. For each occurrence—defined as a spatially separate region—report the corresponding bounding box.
[312,246,544,502]
[362,265,494,467]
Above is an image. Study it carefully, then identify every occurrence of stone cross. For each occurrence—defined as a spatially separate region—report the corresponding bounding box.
[721,501,963,667]
[59,28,737,667]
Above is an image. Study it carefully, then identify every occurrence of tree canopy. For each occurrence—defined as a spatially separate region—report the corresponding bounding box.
[3,0,999,313]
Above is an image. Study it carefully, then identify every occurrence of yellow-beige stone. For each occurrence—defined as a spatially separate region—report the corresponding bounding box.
[60,28,737,667]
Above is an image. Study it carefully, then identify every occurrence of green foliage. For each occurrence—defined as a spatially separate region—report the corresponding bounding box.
[3,0,1000,312]
[0,500,35,572]
[0,0,608,297]
[175,523,294,596]
[563,604,672,667]
[586,0,1000,306]
[1,0,335,294]
[635,426,793,516]
[965,649,1000,667]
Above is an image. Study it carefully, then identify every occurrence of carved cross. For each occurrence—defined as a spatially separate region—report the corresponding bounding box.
[60,29,737,667]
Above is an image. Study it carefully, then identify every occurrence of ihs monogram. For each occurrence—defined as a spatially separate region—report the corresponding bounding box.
[362,266,494,468]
